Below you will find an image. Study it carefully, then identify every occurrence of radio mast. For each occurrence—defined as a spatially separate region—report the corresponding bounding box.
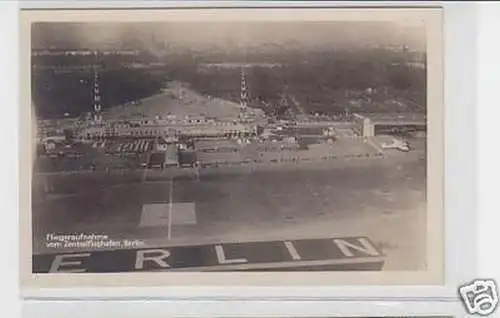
[92,65,102,124]
[240,66,248,109]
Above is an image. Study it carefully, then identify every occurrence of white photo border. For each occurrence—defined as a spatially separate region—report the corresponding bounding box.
[22,299,465,318]
[19,1,477,302]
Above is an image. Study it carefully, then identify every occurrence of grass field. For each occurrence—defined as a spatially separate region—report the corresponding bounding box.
[32,154,426,270]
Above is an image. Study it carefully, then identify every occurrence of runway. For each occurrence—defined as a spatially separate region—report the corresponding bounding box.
[32,157,426,271]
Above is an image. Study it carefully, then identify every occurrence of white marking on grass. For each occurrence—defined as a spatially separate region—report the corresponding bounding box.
[139,204,169,227]
[284,240,302,260]
[139,201,196,228]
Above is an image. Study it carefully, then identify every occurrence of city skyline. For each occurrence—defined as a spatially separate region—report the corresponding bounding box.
[31,21,425,51]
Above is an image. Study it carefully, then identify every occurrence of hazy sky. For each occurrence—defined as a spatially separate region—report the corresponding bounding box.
[32,21,426,50]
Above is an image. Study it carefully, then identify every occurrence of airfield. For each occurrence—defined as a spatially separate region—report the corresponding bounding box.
[32,140,426,271]
[32,80,427,271]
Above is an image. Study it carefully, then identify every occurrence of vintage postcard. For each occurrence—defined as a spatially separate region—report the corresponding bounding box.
[19,6,444,288]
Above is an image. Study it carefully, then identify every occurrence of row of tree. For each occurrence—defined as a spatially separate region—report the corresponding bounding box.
[32,68,165,119]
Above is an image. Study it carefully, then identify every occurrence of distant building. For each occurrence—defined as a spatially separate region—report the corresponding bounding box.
[44,140,57,151]
[261,130,274,139]
[184,115,215,124]
[283,136,297,144]
[42,135,66,144]
[31,49,140,57]
[352,113,426,137]
[323,127,337,137]
[155,141,168,152]
[199,62,283,71]
[163,136,179,144]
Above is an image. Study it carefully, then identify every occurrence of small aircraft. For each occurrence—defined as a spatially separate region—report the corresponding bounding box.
[380,138,411,152]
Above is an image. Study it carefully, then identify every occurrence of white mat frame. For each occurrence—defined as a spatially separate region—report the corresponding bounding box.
[19,1,478,303]
[22,299,466,318]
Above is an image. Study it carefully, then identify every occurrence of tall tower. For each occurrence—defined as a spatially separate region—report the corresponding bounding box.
[240,66,248,109]
[92,67,102,124]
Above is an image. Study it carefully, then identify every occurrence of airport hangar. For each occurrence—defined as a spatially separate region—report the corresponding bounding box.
[352,113,426,137]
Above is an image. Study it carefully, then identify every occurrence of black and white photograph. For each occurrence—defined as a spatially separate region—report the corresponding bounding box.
[20,7,444,287]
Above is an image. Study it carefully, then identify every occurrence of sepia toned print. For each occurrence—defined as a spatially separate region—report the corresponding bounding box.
[20,7,444,288]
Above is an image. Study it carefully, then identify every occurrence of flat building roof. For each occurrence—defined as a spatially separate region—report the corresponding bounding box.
[356,113,426,124]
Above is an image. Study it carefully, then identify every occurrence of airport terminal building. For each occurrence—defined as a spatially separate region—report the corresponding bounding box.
[78,119,260,140]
